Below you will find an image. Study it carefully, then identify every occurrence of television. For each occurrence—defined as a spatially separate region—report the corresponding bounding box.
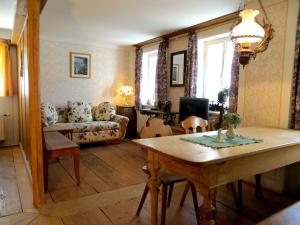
[179,97,209,122]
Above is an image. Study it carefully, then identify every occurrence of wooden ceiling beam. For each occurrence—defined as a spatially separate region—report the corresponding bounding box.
[11,0,48,44]
[134,11,239,47]
[40,0,48,13]
[11,0,27,44]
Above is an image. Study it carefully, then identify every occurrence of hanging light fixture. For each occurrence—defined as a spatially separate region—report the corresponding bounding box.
[230,0,274,67]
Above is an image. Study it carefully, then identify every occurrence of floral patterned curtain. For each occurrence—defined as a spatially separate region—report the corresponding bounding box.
[229,50,240,113]
[0,42,14,97]
[155,40,168,104]
[135,47,143,108]
[290,10,300,129]
[185,33,198,97]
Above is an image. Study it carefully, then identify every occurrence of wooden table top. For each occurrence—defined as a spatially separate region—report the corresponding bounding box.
[44,132,79,151]
[43,124,74,132]
[133,127,300,165]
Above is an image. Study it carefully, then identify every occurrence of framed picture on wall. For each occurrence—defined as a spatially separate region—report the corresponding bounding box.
[70,52,91,78]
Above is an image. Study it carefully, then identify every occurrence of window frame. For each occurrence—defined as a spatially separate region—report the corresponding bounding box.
[140,50,158,106]
[197,33,233,104]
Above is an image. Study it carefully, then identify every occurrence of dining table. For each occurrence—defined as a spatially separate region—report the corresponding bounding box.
[133,127,300,225]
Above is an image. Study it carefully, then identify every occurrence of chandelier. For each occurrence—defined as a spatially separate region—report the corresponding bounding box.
[230,0,274,67]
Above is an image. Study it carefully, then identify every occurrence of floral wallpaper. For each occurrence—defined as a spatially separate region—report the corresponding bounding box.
[40,40,129,106]
[239,1,288,128]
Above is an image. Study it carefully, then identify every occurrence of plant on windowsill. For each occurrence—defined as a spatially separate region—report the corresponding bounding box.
[215,88,229,129]
[224,113,242,140]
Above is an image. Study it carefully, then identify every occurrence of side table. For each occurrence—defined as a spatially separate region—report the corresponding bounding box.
[116,105,137,138]
[43,125,74,140]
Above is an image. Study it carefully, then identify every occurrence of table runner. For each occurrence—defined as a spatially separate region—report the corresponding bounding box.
[180,134,262,149]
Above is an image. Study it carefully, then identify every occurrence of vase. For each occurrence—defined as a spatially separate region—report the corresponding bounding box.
[215,128,223,142]
[226,124,237,140]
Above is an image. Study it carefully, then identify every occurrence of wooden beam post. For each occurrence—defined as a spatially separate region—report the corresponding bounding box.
[27,0,44,207]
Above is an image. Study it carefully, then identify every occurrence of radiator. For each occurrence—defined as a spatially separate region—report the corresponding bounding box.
[0,116,4,141]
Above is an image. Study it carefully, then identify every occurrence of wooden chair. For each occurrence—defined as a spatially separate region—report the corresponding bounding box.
[179,116,209,208]
[181,116,208,133]
[136,118,200,225]
[42,131,80,193]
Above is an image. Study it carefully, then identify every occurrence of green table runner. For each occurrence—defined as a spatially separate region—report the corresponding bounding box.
[180,134,262,149]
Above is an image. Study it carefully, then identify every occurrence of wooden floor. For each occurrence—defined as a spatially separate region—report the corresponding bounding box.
[0,146,37,218]
[0,141,297,225]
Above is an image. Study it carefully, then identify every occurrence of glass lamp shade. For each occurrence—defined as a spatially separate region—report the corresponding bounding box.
[120,85,134,106]
[231,9,265,44]
[119,85,134,97]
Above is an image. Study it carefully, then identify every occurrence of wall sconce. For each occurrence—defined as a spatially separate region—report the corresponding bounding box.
[119,85,134,106]
[230,0,274,67]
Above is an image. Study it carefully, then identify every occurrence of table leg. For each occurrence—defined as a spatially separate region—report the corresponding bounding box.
[196,185,216,225]
[148,151,160,225]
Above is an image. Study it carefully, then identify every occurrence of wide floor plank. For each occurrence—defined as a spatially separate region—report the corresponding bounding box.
[0,148,22,217]
[59,157,111,193]
[29,215,64,225]
[0,212,39,225]
[90,146,146,182]
[80,150,138,189]
[62,208,113,225]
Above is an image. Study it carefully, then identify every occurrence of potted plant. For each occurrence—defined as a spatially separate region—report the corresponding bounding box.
[218,88,229,105]
[216,88,229,129]
[224,113,242,139]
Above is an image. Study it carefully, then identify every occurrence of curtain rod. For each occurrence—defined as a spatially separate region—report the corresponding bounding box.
[134,11,239,48]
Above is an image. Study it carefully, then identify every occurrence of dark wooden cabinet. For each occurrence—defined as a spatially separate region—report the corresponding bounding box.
[116,105,137,138]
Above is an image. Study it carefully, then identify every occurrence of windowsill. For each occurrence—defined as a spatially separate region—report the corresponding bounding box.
[209,110,220,116]
[140,105,157,110]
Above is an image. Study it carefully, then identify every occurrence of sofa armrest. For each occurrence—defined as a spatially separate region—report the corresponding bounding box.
[110,114,129,139]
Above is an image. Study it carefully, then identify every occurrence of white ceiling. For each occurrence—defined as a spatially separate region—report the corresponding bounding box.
[0,0,17,30]
[40,0,240,47]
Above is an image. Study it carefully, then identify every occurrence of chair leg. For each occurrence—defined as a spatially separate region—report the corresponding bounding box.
[190,183,200,225]
[74,149,80,185]
[167,183,174,207]
[228,182,240,210]
[136,184,149,216]
[180,182,190,207]
[255,174,264,199]
[161,184,168,225]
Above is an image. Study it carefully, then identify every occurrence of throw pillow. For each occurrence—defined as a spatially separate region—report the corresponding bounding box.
[93,102,115,121]
[41,103,58,126]
[67,101,93,123]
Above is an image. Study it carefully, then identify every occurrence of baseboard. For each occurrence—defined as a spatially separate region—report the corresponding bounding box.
[19,143,33,183]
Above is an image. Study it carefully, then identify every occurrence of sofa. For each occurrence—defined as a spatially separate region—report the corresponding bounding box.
[41,101,129,144]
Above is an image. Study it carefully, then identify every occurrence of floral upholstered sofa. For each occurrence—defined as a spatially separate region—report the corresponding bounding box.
[41,101,129,144]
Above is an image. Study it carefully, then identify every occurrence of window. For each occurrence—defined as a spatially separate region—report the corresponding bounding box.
[197,34,234,105]
[140,50,158,105]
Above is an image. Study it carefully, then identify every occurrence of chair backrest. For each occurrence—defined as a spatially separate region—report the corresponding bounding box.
[140,118,173,138]
[181,116,208,134]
